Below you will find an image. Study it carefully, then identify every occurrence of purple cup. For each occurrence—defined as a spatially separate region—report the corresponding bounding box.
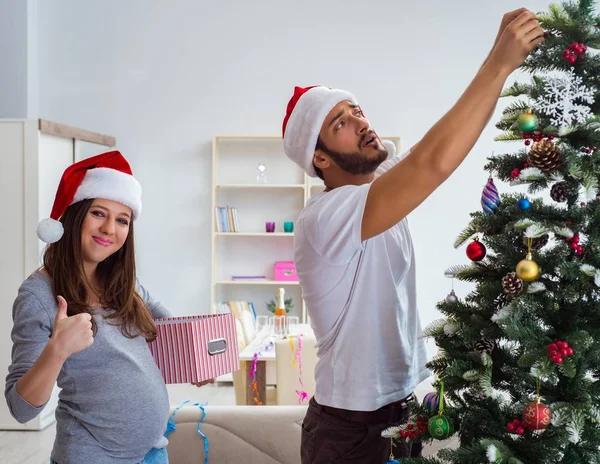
[266,222,275,233]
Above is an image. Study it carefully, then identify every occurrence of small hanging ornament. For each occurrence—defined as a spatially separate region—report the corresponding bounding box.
[550,181,570,202]
[502,272,524,296]
[563,42,587,65]
[518,109,539,133]
[517,198,531,210]
[547,340,574,364]
[491,293,509,313]
[516,238,540,282]
[385,437,400,464]
[481,177,501,215]
[422,391,440,414]
[475,338,495,355]
[506,417,527,435]
[522,378,552,430]
[445,289,458,303]
[428,382,455,440]
[466,236,487,261]
[527,140,562,174]
[565,232,584,256]
[516,253,540,282]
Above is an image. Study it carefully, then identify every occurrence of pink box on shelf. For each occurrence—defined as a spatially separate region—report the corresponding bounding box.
[274,261,299,282]
[148,314,240,384]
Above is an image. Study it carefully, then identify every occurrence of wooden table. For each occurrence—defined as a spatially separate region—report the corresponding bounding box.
[239,324,313,405]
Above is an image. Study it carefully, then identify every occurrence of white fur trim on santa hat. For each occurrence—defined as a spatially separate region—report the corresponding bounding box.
[283,87,357,178]
[73,167,142,219]
[37,218,65,244]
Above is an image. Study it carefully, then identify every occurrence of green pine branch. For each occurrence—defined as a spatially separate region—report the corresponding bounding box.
[453,223,477,248]
[494,131,523,142]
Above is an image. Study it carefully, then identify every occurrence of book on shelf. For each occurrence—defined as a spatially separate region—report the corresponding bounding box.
[231,275,266,281]
[216,302,233,314]
[215,206,240,232]
[223,300,257,321]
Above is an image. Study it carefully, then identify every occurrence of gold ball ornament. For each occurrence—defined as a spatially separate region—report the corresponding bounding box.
[516,252,540,282]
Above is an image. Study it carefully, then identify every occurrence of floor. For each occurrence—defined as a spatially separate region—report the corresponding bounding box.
[0,382,455,464]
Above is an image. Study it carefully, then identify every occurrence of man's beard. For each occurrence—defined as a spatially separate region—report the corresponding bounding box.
[316,136,388,175]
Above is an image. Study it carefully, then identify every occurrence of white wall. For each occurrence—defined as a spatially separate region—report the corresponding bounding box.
[0,0,28,118]
[37,0,553,357]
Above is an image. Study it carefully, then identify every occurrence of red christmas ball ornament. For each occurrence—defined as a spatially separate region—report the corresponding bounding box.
[516,426,526,435]
[506,422,516,432]
[510,168,521,180]
[525,139,531,146]
[523,401,552,430]
[467,237,487,261]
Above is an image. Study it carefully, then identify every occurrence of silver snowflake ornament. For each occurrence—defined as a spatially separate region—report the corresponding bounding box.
[534,69,595,131]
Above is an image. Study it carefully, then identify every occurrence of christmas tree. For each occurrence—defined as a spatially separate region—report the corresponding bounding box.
[383,1,600,463]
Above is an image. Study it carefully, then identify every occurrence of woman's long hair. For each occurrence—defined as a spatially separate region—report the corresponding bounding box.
[43,199,157,341]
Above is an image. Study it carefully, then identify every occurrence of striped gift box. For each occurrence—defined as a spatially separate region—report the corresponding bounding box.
[148,314,240,384]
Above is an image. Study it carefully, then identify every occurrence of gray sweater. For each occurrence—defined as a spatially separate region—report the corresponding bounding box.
[5,272,172,464]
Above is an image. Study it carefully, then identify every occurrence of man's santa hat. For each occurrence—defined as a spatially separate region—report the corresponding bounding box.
[282,85,395,177]
[37,150,142,243]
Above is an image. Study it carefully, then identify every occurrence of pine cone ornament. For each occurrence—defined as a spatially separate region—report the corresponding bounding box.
[475,338,495,355]
[502,272,524,296]
[550,181,570,202]
[527,140,562,174]
[491,293,509,312]
[511,232,549,251]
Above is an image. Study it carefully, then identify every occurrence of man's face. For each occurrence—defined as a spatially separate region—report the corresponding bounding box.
[315,100,388,175]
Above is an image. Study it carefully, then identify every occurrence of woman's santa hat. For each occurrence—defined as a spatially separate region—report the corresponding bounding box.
[37,150,142,244]
[282,85,395,177]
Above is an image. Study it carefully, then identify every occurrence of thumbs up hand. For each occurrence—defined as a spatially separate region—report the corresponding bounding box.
[51,296,94,361]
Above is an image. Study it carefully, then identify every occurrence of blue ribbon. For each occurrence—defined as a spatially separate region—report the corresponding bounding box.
[164,400,209,464]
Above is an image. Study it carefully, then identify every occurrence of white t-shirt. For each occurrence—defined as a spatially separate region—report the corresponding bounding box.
[294,153,431,411]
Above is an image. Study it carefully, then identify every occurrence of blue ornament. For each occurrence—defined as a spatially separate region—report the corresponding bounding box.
[386,460,400,464]
[518,198,531,210]
[423,391,440,413]
[481,177,501,215]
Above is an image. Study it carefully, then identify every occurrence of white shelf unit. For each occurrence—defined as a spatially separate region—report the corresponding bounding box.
[211,135,401,324]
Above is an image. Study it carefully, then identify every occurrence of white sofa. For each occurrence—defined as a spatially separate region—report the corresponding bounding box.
[165,405,305,464]
[165,404,454,464]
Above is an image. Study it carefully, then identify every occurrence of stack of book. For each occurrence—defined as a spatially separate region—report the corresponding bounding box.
[215,206,240,232]
[218,300,257,320]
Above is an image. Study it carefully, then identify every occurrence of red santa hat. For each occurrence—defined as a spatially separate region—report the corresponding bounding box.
[282,85,395,177]
[37,150,142,243]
